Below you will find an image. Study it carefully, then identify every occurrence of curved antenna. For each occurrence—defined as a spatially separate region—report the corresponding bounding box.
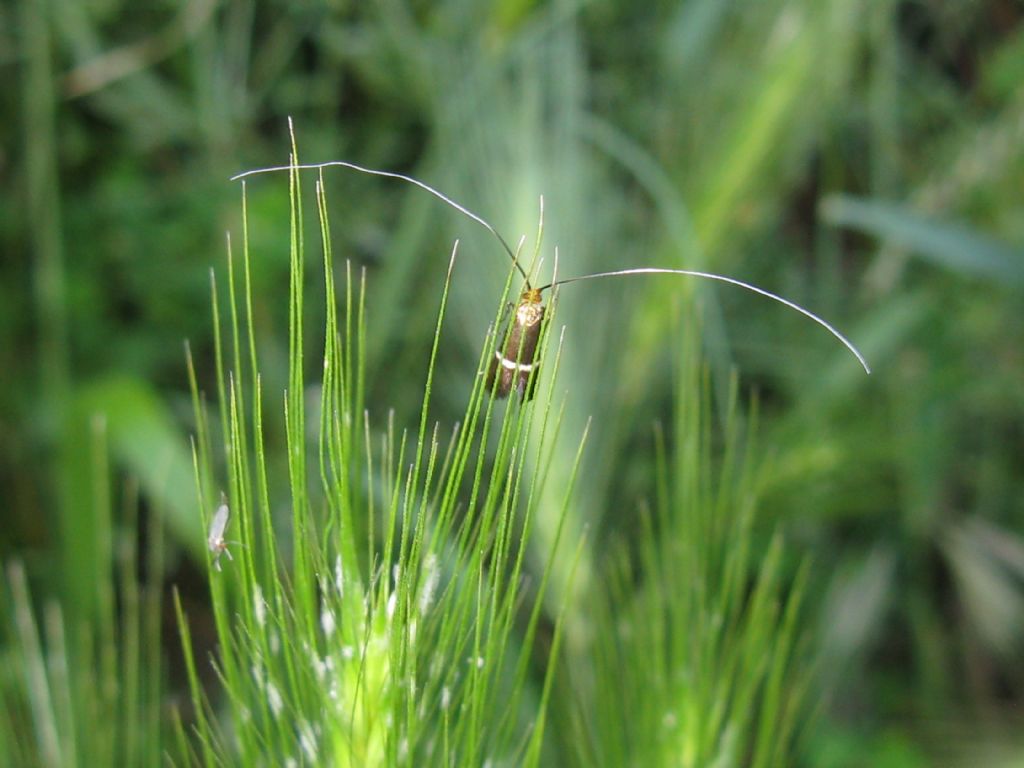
[231,160,531,286]
[539,267,870,374]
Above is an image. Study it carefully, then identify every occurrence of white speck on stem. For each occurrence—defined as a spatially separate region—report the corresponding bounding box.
[267,681,283,717]
[312,654,327,682]
[334,554,344,596]
[254,584,267,627]
[299,720,317,761]
[320,607,336,639]
[419,554,440,616]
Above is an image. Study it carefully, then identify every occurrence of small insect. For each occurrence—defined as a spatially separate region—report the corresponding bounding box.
[232,160,871,401]
[207,493,233,571]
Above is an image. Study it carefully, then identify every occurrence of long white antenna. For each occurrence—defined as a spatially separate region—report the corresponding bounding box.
[231,160,531,284]
[540,267,870,374]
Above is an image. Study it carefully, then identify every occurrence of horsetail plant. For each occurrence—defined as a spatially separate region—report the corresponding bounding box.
[176,139,581,766]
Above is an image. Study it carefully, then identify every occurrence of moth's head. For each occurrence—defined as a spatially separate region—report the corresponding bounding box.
[516,288,545,327]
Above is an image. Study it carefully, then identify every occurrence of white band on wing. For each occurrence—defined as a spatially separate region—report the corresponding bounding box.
[494,351,534,372]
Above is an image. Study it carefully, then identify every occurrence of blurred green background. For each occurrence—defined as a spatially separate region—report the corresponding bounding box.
[3,0,1024,764]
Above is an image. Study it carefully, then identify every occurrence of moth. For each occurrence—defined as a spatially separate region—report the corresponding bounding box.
[207,493,233,571]
[485,287,546,400]
[232,160,871,401]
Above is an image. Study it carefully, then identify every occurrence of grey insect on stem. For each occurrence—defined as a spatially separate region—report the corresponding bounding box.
[231,158,872,402]
[207,493,233,572]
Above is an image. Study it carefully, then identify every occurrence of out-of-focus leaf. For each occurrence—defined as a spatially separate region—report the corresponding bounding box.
[820,545,897,672]
[60,375,201,618]
[79,376,200,552]
[942,520,1024,660]
[820,195,1024,287]
[966,517,1024,581]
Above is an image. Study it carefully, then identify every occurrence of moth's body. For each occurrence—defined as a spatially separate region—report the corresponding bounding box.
[486,288,546,401]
